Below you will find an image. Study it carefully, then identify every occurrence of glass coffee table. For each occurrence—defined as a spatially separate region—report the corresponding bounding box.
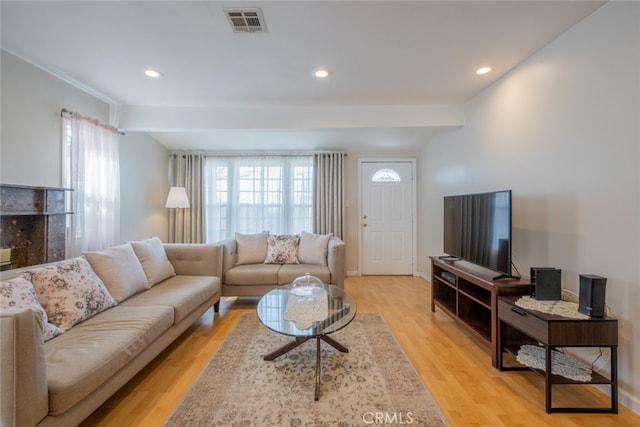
[256,284,357,400]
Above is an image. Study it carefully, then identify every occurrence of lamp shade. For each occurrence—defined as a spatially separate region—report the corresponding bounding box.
[165,187,190,208]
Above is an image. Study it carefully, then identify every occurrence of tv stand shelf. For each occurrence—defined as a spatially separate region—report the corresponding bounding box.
[430,256,530,368]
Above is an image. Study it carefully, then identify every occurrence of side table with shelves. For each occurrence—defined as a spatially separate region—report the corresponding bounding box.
[430,256,530,368]
[497,295,618,413]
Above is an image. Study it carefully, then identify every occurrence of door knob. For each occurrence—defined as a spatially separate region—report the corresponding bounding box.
[362,223,368,227]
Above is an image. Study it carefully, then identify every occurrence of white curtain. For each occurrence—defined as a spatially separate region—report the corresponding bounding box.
[203,155,313,242]
[313,152,345,239]
[65,112,120,256]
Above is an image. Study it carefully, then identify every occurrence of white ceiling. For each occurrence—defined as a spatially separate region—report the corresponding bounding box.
[1,1,605,152]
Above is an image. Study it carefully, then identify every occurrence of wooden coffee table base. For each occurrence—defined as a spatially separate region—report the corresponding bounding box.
[263,335,349,401]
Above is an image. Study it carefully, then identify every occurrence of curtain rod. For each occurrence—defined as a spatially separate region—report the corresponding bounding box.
[61,108,125,136]
[169,151,346,157]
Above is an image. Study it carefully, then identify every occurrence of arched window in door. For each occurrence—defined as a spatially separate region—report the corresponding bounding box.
[371,168,401,182]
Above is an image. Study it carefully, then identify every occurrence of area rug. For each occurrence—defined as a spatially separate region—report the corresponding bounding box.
[165,313,449,426]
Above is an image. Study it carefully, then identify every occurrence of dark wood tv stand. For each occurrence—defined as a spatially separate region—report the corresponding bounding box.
[430,256,530,368]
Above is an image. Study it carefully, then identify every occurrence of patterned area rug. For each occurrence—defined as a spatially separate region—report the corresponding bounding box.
[165,313,449,426]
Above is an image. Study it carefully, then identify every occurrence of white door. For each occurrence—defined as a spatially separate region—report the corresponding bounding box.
[360,161,414,275]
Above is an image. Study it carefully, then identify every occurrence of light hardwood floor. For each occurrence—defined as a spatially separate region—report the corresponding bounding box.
[81,276,639,426]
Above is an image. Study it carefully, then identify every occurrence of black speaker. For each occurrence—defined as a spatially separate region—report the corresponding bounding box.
[530,267,561,300]
[579,274,607,317]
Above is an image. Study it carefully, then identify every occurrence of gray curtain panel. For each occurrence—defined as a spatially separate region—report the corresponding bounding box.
[168,153,204,243]
[313,152,345,239]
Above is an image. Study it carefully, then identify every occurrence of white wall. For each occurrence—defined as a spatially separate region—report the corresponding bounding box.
[1,51,168,244]
[1,50,109,187]
[419,2,640,411]
[119,132,169,242]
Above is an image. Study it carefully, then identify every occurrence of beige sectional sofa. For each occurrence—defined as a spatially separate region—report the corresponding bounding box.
[0,239,222,427]
[219,231,345,297]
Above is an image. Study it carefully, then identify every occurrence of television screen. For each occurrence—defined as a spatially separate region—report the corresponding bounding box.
[443,190,512,278]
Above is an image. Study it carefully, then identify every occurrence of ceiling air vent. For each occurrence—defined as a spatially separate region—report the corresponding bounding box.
[225,8,267,33]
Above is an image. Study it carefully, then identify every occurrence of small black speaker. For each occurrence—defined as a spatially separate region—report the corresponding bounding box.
[579,274,607,317]
[530,267,561,300]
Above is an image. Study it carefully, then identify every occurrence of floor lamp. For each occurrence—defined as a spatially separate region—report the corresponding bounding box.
[165,187,190,243]
[165,187,190,209]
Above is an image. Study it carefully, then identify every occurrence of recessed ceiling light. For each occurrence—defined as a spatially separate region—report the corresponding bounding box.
[476,67,492,75]
[144,69,162,78]
[314,69,330,79]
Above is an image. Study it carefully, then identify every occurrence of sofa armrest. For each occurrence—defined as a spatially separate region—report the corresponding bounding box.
[327,237,346,288]
[0,308,48,427]
[164,243,222,277]
[219,239,237,280]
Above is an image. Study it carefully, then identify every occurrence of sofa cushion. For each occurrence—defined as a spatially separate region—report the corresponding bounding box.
[235,232,269,265]
[278,264,331,285]
[264,234,300,264]
[27,257,116,332]
[0,275,62,341]
[44,305,174,415]
[225,264,280,286]
[84,244,150,303]
[298,231,332,265]
[120,275,220,323]
[130,236,176,287]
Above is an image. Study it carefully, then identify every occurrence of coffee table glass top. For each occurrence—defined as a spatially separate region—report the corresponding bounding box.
[257,284,356,337]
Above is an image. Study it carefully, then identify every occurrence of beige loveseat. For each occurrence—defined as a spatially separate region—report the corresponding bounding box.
[220,231,345,297]
[0,239,222,427]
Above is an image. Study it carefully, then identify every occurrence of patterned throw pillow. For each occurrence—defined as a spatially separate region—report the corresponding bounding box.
[298,231,332,265]
[27,256,116,332]
[264,234,300,264]
[0,275,63,341]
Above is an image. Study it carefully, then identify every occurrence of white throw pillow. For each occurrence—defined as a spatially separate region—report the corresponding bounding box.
[84,243,150,302]
[235,232,269,265]
[264,234,300,264]
[27,256,116,332]
[0,275,63,341]
[298,231,332,265]
[130,236,176,287]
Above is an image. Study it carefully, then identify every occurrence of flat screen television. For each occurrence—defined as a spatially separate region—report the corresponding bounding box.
[443,190,513,279]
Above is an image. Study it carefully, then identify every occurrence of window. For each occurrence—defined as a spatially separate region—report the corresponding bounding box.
[203,155,313,243]
[371,168,401,182]
[62,118,74,238]
[62,112,120,255]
